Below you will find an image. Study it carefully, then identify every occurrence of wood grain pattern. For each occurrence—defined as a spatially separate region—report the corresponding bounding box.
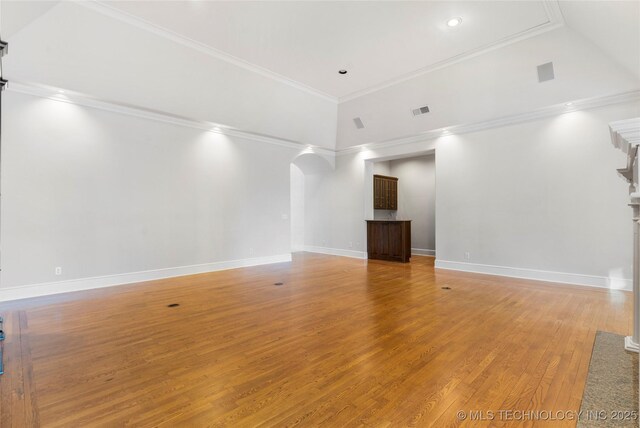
[373,175,398,210]
[0,253,632,427]
[367,221,411,263]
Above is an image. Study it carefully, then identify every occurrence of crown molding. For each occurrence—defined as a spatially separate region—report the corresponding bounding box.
[7,80,336,158]
[9,80,637,161]
[337,89,640,156]
[339,0,565,103]
[74,1,565,106]
[73,1,338,104]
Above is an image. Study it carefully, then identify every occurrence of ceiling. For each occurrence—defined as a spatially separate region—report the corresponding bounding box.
[2,1,637,106]
[2,1,59,39]
[100,1,558,100]
[559,1,640,81]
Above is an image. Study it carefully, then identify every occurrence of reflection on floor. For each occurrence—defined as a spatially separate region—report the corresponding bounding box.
[0,252,632,426]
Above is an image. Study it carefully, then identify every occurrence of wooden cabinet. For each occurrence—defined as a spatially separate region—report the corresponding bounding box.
[366,220,411,263]
[373,175,398,210]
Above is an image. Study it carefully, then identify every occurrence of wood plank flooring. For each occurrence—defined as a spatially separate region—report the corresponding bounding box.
[0,253,632,427]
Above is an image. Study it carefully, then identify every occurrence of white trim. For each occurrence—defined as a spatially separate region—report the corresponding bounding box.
[541,0,565,27]
[0,254,292,302]
[434,260,632,291]
[412,248,436,257]
[339,0,565,102]
[74,0,565,104]
[8,82,638,160]
[624,336,640,353]
[75,1,338,103]
[6,81,336,158]
[303,246,367,260]
[610,118,640,153]
[337,90,640,156]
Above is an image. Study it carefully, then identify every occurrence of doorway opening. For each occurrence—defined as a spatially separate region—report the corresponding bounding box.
[365,150,436,259]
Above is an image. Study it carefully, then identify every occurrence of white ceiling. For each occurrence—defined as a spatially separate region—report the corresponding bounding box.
[2,1,59,39]
[559,1,640,81]
[101,1,557,100]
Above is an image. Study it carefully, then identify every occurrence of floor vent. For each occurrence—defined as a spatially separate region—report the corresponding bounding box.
[167,303,180,308]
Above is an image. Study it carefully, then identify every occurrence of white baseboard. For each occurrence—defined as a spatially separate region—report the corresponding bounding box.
[625,336,640,353]
[412,248,436,257]
[303,246,367,260]
[434,260,632,291]
[0,254,292,302]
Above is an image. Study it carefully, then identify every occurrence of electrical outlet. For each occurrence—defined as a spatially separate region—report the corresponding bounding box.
[55,267,62,275]
[249,248,255,256]
[281,213,288,220]
[464,252,471,261]
[349,241,353,249]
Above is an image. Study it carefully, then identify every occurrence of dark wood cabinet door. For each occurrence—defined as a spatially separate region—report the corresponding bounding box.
[389,180,397,210]
[366,221,411,263]
[382,179,389,208]
[373,175,398,210]
[388,222,402,259]
[373,177,383,209]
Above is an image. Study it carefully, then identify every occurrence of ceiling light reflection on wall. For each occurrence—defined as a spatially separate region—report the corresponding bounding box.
[447,17,462,27]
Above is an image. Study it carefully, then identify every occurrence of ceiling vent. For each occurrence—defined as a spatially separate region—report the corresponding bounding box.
[537,62,555,82]
[353,117,365,129]
[412,105,430,116]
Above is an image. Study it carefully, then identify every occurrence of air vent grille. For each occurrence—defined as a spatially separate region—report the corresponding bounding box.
[412,106,430,116]
[537,62,554,82]
[353,117,365,129]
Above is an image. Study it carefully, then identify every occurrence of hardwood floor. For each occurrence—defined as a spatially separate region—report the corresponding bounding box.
[0,253,632,427]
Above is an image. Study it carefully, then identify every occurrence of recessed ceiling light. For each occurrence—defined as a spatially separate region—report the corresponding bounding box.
[338,70,348,75]
[213,127,221,131]
[447,17,462,27]
[565,102,573,106]
[58,90,65,94]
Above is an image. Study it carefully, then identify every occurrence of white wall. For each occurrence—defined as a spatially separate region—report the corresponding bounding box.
[290,164,305,251]
[435,103,636,288]
[305,101,639,288]
[0,91,297,296]
[337,27,640,149]
[304,153,368,256]
[389,156,436,254]
[4,2,338,149]
[373,161,391,175]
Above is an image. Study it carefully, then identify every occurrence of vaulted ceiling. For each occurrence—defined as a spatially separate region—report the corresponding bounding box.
[3,1,638,102]
[100,0,562,100]
[2,1,638,149]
